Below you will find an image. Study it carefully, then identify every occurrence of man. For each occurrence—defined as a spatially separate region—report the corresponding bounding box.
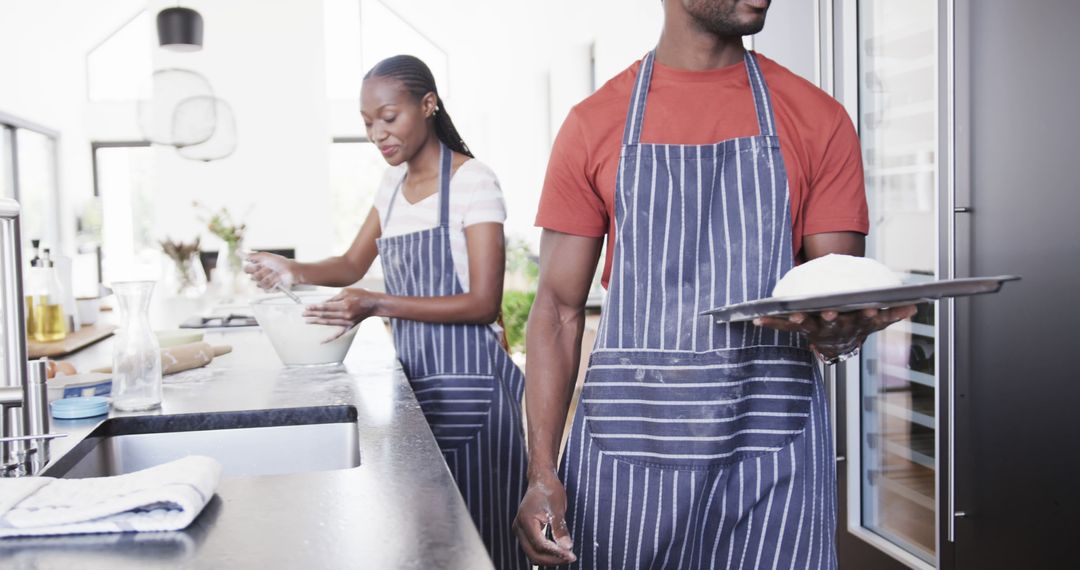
[513,1,915,568]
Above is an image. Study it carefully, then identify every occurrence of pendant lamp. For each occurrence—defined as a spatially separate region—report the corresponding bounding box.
[136,69,215,146]
[157,6,203,52]
[178,97,237,162]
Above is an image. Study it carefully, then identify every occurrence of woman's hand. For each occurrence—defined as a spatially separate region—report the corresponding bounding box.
[244,252,298,291]
[754,305,918,363]
[513,470,577,566]
[303,288,382,341]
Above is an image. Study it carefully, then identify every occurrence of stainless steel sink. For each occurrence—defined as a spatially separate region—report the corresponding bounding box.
[42,405,361,479]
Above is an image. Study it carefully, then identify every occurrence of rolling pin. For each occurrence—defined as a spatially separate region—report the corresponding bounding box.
[92,342,233,375]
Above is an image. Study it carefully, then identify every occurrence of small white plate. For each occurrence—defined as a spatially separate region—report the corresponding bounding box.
[155,329,205,347]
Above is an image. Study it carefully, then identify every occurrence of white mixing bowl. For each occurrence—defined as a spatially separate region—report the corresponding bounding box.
[251,293,358,366]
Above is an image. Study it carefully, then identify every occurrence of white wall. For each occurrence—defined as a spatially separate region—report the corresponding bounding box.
[2,0,337,271]
[752,0,820,83]
[0,0,145,256]
[85,0,336,263]
[149,0,335,261]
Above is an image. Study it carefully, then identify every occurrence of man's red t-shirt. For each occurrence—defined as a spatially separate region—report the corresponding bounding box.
[535,52,868,288]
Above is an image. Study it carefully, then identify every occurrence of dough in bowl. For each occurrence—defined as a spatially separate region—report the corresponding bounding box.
[772,254,901,298]
[251,293,358,366]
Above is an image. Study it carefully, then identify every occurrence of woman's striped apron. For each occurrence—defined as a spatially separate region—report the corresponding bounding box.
[377,144,529,569]
[553,52,837,570]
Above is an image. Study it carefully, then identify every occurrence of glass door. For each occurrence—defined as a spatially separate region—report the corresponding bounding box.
[855,0,939,565]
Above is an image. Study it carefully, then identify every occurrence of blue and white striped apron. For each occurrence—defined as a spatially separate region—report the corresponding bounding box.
[377,144,529,569]
[553,52,837,569]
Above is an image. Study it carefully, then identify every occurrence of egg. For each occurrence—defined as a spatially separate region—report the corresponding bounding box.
[45,360,77,379]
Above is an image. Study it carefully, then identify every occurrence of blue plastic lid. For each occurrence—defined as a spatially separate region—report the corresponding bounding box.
[51,396,110,419]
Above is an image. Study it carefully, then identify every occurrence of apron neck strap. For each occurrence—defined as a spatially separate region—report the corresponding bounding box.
[381,142,453,229]
[621,50,779,145]
[437,141,452,228]
[743,51,777,137]
[621,51,656,146]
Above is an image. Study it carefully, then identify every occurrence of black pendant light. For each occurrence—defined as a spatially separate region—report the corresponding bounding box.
[157,6,203,52]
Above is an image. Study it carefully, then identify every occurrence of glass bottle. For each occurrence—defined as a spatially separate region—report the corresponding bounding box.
[26,248,67,342]
[111,281,162,411]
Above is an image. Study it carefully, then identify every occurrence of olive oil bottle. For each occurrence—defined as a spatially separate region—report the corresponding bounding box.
[25,247,67,342]
[28,295,66,342]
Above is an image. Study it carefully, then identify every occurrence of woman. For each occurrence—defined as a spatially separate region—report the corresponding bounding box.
[245,55,528,569]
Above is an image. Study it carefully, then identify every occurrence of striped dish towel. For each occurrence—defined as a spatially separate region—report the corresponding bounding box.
[0,455,221,538]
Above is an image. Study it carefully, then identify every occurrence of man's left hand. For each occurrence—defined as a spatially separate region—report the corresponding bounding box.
[754,305,918,363]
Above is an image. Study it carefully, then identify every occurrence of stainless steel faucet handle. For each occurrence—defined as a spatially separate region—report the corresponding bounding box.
[0,433,67,477]
[0,433,68,444]
[25,360,50,437]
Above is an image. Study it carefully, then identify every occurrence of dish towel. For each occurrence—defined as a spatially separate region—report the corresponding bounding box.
[0,455,221,538]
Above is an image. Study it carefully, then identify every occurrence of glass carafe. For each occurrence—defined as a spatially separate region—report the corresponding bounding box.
[111,281,162,411]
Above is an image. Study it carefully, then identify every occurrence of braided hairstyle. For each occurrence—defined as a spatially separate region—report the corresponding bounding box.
[364,55,473,158]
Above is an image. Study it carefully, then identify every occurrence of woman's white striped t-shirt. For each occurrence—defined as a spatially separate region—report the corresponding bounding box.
[374,158,506,293]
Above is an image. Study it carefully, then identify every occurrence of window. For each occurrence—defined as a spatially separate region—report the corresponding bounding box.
[92,142,157,282]
[328,139,385,261]
[323,0,449,100]
[0,114,62,249]
[16,129,60,247]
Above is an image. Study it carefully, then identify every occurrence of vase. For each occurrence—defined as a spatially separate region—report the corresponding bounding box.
[214,239,247,296]
[164,251,208,298]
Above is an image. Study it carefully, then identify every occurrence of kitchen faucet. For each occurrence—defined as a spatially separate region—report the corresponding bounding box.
[0,198,64,477]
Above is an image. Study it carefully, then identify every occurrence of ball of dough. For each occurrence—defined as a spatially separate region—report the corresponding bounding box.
[772,254,901,298]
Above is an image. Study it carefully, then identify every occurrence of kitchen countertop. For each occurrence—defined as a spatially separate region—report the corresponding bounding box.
[0,317,494,569]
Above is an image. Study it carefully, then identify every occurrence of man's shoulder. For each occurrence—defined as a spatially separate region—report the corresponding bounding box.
[563,61,641,136]
[756,52,846,118]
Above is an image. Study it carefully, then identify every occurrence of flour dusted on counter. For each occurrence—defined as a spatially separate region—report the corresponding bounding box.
[772,254,901,298]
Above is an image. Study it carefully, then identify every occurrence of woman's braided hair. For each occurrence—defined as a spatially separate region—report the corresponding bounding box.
[364,55,473,158]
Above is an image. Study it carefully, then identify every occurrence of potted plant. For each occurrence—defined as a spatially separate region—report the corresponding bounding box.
[159,237,207,298]
[194,202,248,295]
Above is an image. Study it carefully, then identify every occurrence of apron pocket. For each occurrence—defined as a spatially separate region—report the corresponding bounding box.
[580,346,816,470]
[410,373,496,450]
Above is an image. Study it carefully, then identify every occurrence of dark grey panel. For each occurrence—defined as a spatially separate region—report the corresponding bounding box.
[957,1,1080,568]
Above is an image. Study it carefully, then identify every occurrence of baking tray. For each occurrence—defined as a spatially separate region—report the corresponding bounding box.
[180,314,259,329]
[701,275,1021,324]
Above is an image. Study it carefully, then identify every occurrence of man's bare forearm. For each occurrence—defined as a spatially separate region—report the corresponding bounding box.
[524,291,585,480]
[522,230,602,482]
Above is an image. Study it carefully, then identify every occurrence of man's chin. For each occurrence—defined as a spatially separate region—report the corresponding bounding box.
[692,10,768,37]
[737,19,767,36]
[730,10,769,36]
